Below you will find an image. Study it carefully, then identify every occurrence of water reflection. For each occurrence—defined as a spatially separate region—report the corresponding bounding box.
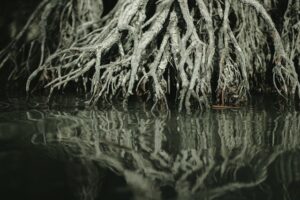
[0,101,300,200]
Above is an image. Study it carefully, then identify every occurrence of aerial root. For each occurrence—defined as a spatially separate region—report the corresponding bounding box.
[1,0,299,110]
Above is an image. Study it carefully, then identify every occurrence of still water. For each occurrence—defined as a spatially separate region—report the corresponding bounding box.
[0,96,299,200]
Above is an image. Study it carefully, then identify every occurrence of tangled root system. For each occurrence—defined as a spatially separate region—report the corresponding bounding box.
[1,0,300,111]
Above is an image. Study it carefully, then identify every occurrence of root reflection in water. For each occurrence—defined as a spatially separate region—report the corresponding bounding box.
[28,107,300,200]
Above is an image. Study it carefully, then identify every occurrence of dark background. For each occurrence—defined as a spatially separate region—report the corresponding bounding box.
[0,0,118,47]
[0,0,118,95]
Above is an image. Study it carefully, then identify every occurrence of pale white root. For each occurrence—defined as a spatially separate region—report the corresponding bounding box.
[1,0,299,110]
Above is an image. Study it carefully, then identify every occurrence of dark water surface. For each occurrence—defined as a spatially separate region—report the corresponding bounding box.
[0,96,300,200]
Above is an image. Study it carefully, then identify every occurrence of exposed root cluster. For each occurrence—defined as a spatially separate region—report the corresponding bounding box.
[0,0,299,110]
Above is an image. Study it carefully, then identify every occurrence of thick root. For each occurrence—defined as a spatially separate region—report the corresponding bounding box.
[0,0,299,110]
